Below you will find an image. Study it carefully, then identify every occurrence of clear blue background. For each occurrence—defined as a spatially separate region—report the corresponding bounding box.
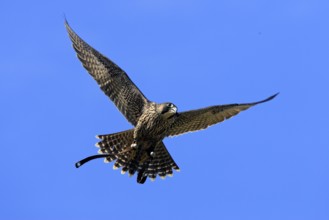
[1,0,328,219]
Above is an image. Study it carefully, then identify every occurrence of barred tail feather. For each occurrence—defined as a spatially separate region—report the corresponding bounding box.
[143,142,180,181]
[96,129,142,178]
[95,130,179,184]
[96,129,134,164]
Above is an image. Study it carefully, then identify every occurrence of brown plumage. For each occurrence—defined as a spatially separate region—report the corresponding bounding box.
[65,20,278,184]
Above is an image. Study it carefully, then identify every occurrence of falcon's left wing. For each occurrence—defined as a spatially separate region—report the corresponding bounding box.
[65,20,149,126]
[167,93,278,137]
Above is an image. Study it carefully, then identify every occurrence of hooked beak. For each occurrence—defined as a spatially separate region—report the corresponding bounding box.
[167,106,179,119]
[170,106,177,114]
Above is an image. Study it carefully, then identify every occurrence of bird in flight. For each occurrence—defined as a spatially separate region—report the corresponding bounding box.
[65,20,278,184]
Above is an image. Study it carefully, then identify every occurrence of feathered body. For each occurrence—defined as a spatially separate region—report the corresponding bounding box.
[134,102,178,142]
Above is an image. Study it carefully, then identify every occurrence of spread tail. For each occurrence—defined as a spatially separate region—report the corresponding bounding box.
[76,129,179,184]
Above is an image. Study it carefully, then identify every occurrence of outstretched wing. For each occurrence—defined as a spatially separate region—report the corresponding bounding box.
[65,20,149,126]
[167,93,278,137]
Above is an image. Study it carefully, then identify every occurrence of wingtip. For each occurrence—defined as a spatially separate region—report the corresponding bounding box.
[63,13,67,23]
[64,16,74,34]
[63,14,69,27]
[255,92,279,105]
[268,92,280,100]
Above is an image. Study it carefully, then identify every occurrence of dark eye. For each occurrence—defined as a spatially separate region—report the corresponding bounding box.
[168,103,173,107]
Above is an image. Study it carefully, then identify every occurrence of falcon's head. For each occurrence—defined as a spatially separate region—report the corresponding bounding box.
[158,102,178,119]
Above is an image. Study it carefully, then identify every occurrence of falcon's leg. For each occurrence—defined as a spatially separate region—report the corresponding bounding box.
[127,140,140,162]
[129,140,138,160]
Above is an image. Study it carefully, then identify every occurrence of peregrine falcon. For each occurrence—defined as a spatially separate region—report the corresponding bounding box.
[65,20,278,184]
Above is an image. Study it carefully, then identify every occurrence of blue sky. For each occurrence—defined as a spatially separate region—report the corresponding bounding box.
[1,0,328,219]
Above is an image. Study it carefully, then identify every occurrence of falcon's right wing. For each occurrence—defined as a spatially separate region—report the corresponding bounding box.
[65,20,149,126]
